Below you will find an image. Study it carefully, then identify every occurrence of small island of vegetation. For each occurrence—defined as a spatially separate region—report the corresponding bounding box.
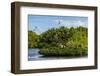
[28,26,88,57]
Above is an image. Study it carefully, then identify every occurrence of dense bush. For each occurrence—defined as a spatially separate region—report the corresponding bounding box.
[28,26,88,57]
[39,47,87,56]
[28,31,39,48]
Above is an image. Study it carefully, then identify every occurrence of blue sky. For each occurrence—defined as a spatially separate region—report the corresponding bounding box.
[28,15,88,34]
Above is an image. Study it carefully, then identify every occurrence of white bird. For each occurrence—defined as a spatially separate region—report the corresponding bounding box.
[33,26,41,34]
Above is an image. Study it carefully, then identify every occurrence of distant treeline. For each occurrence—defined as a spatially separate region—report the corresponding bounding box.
[28,26,88,56]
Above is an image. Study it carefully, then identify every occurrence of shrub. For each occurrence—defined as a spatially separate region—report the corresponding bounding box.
[39,47,87,57]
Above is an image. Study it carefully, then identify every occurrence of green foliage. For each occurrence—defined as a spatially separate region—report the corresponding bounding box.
[28,31,39,48]
[39,26,70,48]
[28,26,88,57]
[39,47,87,56]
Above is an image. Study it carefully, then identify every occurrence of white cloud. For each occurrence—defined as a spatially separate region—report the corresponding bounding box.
[54,19,87,27]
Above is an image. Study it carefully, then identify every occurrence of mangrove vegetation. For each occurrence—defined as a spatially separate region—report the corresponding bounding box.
[28,26,88,57]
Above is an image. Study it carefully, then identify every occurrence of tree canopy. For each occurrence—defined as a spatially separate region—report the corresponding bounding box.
[28,26,88,56]
[28,31,39,48]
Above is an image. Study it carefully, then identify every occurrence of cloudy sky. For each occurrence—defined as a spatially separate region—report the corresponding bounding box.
[28,15,88,34]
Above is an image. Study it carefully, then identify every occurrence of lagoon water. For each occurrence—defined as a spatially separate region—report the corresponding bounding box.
[28,48,43,61]
[28,48,87,61]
